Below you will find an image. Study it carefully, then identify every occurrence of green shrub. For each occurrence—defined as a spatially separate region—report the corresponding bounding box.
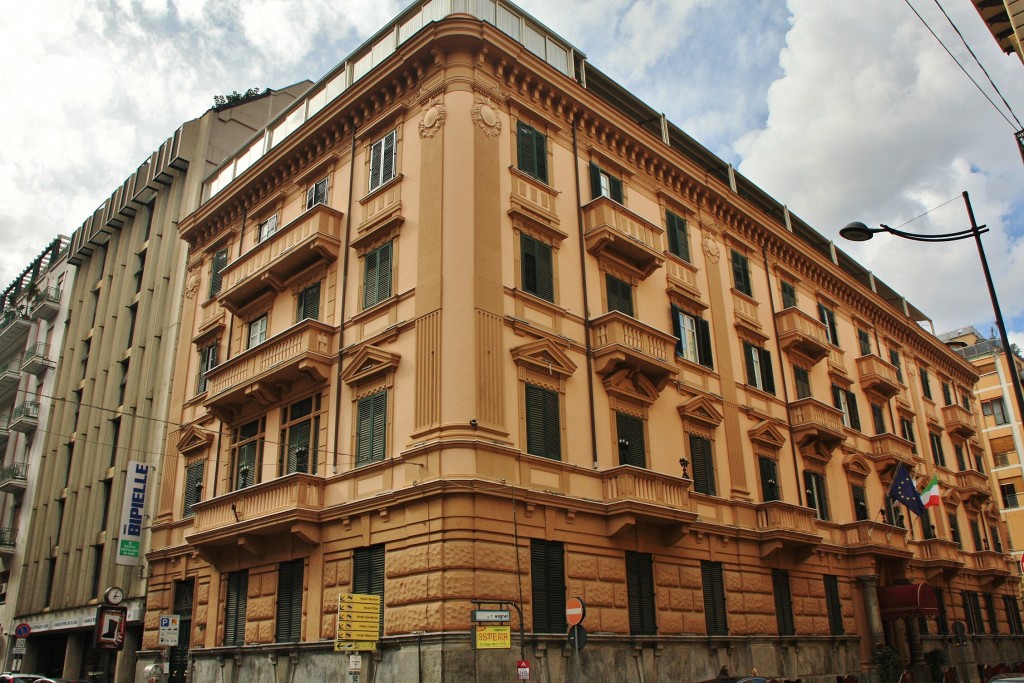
[873,646,903,683]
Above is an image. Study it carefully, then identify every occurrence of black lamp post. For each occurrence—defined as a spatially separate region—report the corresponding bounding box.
[840,190,1024,428]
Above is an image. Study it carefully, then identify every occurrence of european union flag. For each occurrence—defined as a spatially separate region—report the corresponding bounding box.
[886,463,925,517]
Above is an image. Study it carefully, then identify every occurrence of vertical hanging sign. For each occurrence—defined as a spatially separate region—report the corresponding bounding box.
[116,460,152,566]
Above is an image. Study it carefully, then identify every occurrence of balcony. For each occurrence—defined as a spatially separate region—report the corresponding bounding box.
[868,433,917,475]
[756,500,822,560]
[204,320,337,420]
[788,397,846,455]
[0,527,14,557]
[838,520,912,559]
[0,421,8,450]
[8,401,39,433]
[954,469,990,503]
[21,343,54,376]
[941,403,976,438]
[187,473,324,562]
[0,309,32,358]
[963,550,1014,585]
[0,462,28,494]
[589,311,678,392]
[218,204,344,313]
[855,354,901,400]
[601,466,696,542]
[582,197,664,277]
[30,287,61,320]
[0,356,20,395]
[912,538,964,578]
[774,307,830,364]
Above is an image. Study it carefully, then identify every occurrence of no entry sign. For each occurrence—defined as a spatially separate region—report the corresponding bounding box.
[566,597,586,626]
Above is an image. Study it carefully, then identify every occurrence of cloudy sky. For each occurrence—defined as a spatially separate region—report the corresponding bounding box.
[1,0,1022,348]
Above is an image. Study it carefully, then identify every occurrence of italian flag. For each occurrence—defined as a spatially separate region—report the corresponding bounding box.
[919,474,941,509]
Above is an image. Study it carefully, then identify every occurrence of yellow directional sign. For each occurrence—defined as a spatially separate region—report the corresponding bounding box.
[338,611,380,624]
[334,640,377,652]
[339,593,382,605]
[336,593,382,653]
[337,629,381,641]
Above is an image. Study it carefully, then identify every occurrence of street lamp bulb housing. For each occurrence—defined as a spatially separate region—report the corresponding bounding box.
[839,222,875,242]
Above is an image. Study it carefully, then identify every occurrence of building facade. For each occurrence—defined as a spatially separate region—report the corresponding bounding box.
[139,4,1024,683]
[942,327,1024,566]
[0,237,73,671]
[12,86,308,682]
[971,0,1024,65]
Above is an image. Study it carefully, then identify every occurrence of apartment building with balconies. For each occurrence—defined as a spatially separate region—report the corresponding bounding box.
[10,86,309,683]
[140,4,1024,683]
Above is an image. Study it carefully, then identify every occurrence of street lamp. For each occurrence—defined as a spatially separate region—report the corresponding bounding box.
[840,190,1024,429]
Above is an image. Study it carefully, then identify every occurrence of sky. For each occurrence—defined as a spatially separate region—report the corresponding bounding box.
[1,0,1022,349]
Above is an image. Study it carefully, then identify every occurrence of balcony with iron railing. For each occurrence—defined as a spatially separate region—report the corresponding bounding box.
[942,403,976,438]
[21,343,54,376]
[0,309,32,358]
[582,197,664,277]
[0,462,28,494]
[218,204,344,313]
[856,354,901,399]
[775,307,830,364]
[0,356,20,395]
[0,419,8,450]
[589,311,678,391]
[0,526,15,556]
[29,287,61,320]
[8,401,39,433]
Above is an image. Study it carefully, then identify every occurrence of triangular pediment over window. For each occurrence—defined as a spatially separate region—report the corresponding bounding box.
[510,338,577,379]
[748,419,786,451]
[177,424,213,455]
[602,368,659,405]
[677,395,724,428]
[341,345,401,386]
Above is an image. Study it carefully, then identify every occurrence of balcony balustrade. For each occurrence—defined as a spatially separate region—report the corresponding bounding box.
[912,538,964,576]
[218,204,344,312]
[788,397,846,453]
[954,468,990,502]
[582,197,664,277]
[756,500,822,559]
[0,462,28,494]
[589,311,678,391]
[0,309,32,358]
[8,401,39,433]
[0,356,20,395]
[837,520,912,558]
[21,343,54,376]
[204,320,337,419]
[29,287,61,320]
[963,550,1014,580]
[855,354,901,399]
[0,526,15,557]
[868,433,917,473]
[942,403,976,438]
[601,465,696,541]
[0,421,8,450]
[775,307,830,364]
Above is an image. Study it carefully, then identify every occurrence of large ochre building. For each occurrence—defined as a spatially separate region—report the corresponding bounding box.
[138,4,1024,683]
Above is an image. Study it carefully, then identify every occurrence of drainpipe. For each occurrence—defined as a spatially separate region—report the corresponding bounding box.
[332,121,358,474]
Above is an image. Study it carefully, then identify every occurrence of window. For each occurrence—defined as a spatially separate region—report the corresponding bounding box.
[701,561,728,636]
[183,460,204,518]
[921,368,933,400]
[589,162,623,202]
[871,403,886,435]
[832,384,860,431]
[948,513,962,547]
[890,349,903,383]
[794,366,811,399]
[772,569,795,636]
[983,398,1009,425]
[606,274,633,316]
[625,551,656,635]
[780,280,797,309]
[616,412,645,468]
[921,508,934,539]
[257,214,279,243]
[297,282,320,322]
[986,593,998,635]
[690,434,716,496]
[900,417,916,453]
[990,524,1004,552]
[232,419,263,490]
[134,251,146,293]
[805,470,830,520]
[368,130,397,193]
[929,432,946,468]
[964,590,984,634]
[970,519,984,552]
[276,559,303,642]
[356,391,387,466]
[818,304,839,346]
[852,484,869,521]
[731,250,752,297]
[525,384,560,460]
[935,588,949,635]
[1004,595,1023,635]
[960,391,970,410]
[857,328,871,356]
[530,540,566,633]
[671,305,714,369]
[743,342,775,394]
[759,456,779,502]
[520,235,553,302]
[665,210,690,261]
[516,122,547,183]
[955,444,966,471]
[824,575,844,635]
[942,382,953,406]
[209,249,228,298]
[363,241,393,309]
[248,314,267,349]
[306,177,329,210]
[1000,483,1018,509]
[197,343,217,394]
[353,545,385,636]
[281,396,319,475]
[224,570,249,646]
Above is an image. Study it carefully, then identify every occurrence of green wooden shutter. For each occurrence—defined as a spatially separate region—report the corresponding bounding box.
[731,250,751,295]
[609,175,623,203]
[824,575,844,635]
[781,281,797,308]
[670,304,683,356]
[690,434,715,496]
[517,122,538,179]
[625,551,656,635]
[743,342,757,387]
[210,250,228,297]
[852,484,868,521]
[942,382,953,406]
[758,456,778,501]
[606,275,633,316]
[772,569,795,636]
[381,130,396,184]
[616,412,645,468]
[666,211,689,261]
[298,282,320,321]
[287,421,311,474]
[364,242,393,309]
[530,539,566,633]
[183,461,204,518]
[696,317,714,369]
[235,442,256,490]
[847,389,860,430]
[525,384,560,460]
[701,561,728,635]
[224,571,248,646]
[935,588,949,635]
[521,236,553,302]
[357,392,387,466]
[369,137,383,191]
[589,162,602,200]
[275,559,304,642]
[354,545,385,636]
[760,347,775,394]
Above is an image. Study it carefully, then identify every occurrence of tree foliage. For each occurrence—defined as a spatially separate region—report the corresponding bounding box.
[214,87,266,107]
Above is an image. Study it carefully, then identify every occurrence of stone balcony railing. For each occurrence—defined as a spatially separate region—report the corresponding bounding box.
[835,520,911,556]
[942,403,976,438]
[589,311,678,390]
[582,197,664,277]
[855,354,901,399]
[788,397,846,456]
[775,307,829,364]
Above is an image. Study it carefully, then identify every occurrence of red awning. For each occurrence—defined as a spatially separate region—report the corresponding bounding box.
[878,583,939,618]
